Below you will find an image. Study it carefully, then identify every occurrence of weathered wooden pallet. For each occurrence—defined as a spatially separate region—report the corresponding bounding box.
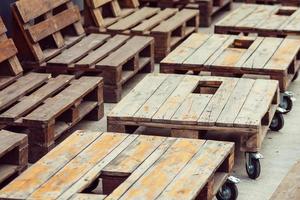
[215,4,300,37]
[0,131,235,200]
[0,17,23,89]
[108,73,280,153]
[0,73,104,162]
[0,130,28,188]
[161,33,300,92]
[270,161,300,200]
[84,0,199,62]
[139,0,233,27]
[11,0,154,103]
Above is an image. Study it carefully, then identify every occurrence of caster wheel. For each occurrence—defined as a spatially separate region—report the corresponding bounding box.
[269,112,284,131]
[216,181,238,200]
[82,179,99,193]
[280,96,293,114]
[246,154,261,179]
[292,71,299,82]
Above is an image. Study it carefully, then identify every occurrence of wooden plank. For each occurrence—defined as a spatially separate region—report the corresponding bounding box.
[0,39,18,63]
[108,74,168,120]
[156,141,234,200]
[70,194,107,200]
[0,75,74,122]
[116,138,205,200]
[0,17,7,35]
[152,75,200,122]
[161,33,211,65]
[28,132,129,199]
[48,34,110,65]
[102,135,166,176]
[0,130,27,158]
[0,73,50,112]
[0,131,104,200]
[198,78,239,126]
[0,165,18,184]
[133,75,183,121]
[234,79,278,128]
[217,78,255,127]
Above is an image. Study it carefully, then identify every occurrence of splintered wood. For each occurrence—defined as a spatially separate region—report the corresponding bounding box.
[139,0,233,27]
[12,0,154,102]
[0,17,23,89]
[0,73,104,162]
[161,33,300,92]
[215,4,300,37]
[0,131,234,200]
[108,73,280,152]
[84,0,199,61]
[0,130,28,187]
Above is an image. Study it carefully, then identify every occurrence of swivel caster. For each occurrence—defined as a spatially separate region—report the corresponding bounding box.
[245,152,263,179]
[269,111,284,131]
[280,92,296,114]
[292,71,299,82]
[216,177,239,200]
[82,179,99,193]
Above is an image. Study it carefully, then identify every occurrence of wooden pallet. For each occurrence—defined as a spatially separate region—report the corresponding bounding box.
[0,130,28,188]
[215,4,300,37]
[139,0,233,27]
[0,130,235,200]
[11,0,154,103]
[0,73,104,162]
[0,17,23,89]
[270,161,300,200]
[161,33,300,92]
[108,73,280,153]
[84,0,199,62]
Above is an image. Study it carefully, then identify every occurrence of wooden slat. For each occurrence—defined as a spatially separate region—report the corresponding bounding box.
[0,130,27,158]
[0,17,7,35]
[0,131,104,200]
[70,194,107,200]
[0,39,18,63]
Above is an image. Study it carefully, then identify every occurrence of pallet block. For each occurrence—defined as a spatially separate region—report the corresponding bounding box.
[0,73,104,162]
[0,130,28,188]
[215,4,300,37]
[11,0,154,102]
[84,0,200,62]
[161,33,300,92]
[140,0,233,27]
[0,131,235,200]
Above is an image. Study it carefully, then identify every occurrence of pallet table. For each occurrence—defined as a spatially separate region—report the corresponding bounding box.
[0,130,28,188]
[215,4,300,37]
[160,33,300,113]
[108,73,283,179]
[139,0,233,27]
[270,161,300,200]
[0,17,23,89]
[11,0,154,103]
[0,130,238,200]
[0,73,104,162]
[84,0,199,62]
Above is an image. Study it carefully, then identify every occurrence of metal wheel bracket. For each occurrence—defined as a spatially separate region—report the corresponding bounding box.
[282,91,296,102]
[276,107,286,114]
[227,176,240,184]
[250,152,264,160]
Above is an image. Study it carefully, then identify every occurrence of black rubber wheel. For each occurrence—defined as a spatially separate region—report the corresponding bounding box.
[246,156,261,179]
[292,71,299,82]
[269,112,285,131]
[82,179,99,193]
[280,96,293,114]
[216,182,238,200]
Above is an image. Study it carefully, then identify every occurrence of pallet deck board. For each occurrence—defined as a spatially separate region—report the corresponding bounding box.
[108,73,279,152]
[161,33,300,92]
[0,131,234,200]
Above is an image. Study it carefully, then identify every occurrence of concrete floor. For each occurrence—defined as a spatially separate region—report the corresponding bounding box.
[71,3,300,200]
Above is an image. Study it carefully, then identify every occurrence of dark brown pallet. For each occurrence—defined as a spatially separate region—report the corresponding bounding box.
[161,33,300,92]
[84,0,199,62]
[0,130,28,188]
[215,4,300,37]
[0,73,104,162]
[0,131,235,200]
[139,0,233,27]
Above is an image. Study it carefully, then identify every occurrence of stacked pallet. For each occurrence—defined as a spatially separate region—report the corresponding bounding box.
[84,0,200,61]
[0,130,28,188]
[140,0,233,27]
[12,0,154,102]
[0,131,237,200]
[215,4,300,37]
